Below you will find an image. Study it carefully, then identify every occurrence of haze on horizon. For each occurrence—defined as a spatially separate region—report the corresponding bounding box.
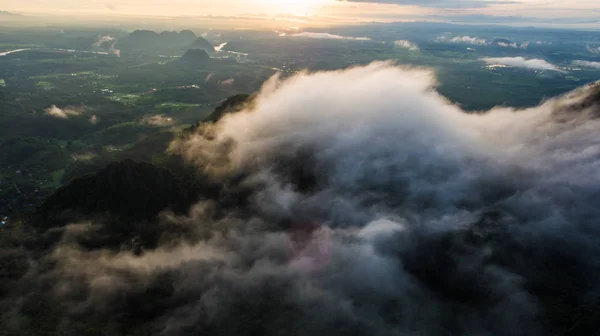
[1,0,599,28]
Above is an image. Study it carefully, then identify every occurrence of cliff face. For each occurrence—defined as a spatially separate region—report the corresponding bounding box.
[552,81,600,121]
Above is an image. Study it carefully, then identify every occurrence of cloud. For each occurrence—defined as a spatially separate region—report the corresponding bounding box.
[425,14,600,26]
[572,60,600,68]
[394,40,419,51]
[495,41,529,49]
[220,78,235,85]
[169,64,600,334]
[497,41,518,48]
[587,45,600,54]
[93,35,120,57]
[44,105,83,119]
[92,35,115,47]
[142,114,175,127]
[438,35,490,45]
[7,63,600,335]
[289,32,372,41]
[338,0,520,8]
[481,57,566,72]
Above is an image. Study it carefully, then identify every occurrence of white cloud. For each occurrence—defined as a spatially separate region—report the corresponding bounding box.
[394,40,419,51]
[220,78,235,85]
[92,35,120,57]
[497,41,518,48]
[497,42,516,48]
[92,35,115,47]
[572,60,600,69]
[587,45,600,54]
[142,114,174,127]
[481,57,566,73]
[45,105,83,119]
[438,35,490,45]
[289,32,372,41]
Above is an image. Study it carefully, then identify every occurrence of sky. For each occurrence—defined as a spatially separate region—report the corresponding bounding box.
[1,0,599,26]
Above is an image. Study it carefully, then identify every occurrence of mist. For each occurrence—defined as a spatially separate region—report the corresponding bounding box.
[45,105,84,119]
[5,63,600,335]
[573,60,600,68]
[394,40,419,51]
[142,114,175,127]
[438,35,490,45]
[481,57,566,72]
[587,45,600,54]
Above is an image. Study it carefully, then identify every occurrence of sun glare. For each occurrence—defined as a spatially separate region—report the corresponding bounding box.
[263,0,331,16]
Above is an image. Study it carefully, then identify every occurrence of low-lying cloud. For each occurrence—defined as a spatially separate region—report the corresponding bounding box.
[481,57,566,72]
[394,40,419,51]
[142,114,175,127]
[572,60,600,69]
[93,35,120,57]
[437,36,528,49]
[587,45,600,54]
[290,32,372,41]
[6,63,600,336]
[93,35,115,47]
[438,35,489,45]
[45,105,84,119]
[497,41,516,48]
[519,42,530,49]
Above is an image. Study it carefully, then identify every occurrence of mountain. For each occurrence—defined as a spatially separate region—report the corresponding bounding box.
[160,30,197,47]
[31,95,255,246]
[37,160,188,229]
[117,29,199,53]
[189,37,215,52]
[205,93,251,122]
[179,30,197,43]
[129,29,160,41]
[118,29,160,50]
[0,11,22,17]
[181,49,211,63]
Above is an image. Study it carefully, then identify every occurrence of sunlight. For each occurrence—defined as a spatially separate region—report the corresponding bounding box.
[262,0,332,16]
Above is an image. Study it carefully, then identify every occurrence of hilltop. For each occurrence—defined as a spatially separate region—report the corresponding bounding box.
[116,29,213,54]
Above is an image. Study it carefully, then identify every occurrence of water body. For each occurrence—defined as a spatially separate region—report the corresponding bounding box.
[0,49,31,56]
[214,42,228,52]
[224,50,249,56]
[0,48,116,57]
[213,42,249,56]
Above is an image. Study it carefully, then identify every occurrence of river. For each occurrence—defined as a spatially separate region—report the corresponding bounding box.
[0,49,31,56]
[0,48,116,57]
